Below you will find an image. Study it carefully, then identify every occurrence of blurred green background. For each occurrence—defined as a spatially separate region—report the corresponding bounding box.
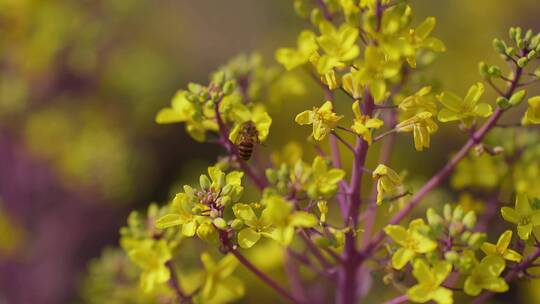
[0,0,539,303]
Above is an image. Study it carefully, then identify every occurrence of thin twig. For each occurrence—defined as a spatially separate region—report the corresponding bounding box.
[331,131,355,153]
[166,260,192,304]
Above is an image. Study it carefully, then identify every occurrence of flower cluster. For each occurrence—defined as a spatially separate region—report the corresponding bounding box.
[84,1,540,303]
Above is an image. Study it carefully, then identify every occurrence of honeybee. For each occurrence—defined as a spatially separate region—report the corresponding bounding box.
[235,121,259,161]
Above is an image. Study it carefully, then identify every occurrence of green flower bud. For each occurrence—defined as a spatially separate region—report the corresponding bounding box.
[213,217,227,230]
[460,231,472,243]
[525,29,533,42]
[527,50,537,60]
[310,8,323,26]
[492,38,506,54]
[478,62,490,78]
[509,90,526,106]
[443,204,452,221]
[462,211,477,229]
[231,219,244,230]
[200,175,212,191]
[221,184,233,195]
[496,97,510,109]
[223,80,236,95]
[534,67,540,78]
[217,195,231,206]
[488,66,502,77]
[468,232,486,248]
[444,251,460,262]
[426,208,443,226]
[509,27,517,41]
[293,0,309,17]
[196,222,218,243]
[517,57,529,68]
[531,33,540,48]
[212,71,226,86]
[505,47,516,57]
[217,173,226,189]
[452,205,464,221]
[209,209,219,218]
[517,38,525,49]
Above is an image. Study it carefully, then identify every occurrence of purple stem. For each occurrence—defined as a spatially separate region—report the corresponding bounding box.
[336,89,375,304]
[285,250,308,303]
[165,260,191,304]
[229,248,301,304]
[218,230,300,304]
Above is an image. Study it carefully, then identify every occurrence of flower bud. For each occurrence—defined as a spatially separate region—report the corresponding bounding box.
[517,57,529,68]
[488,66,501,77]
[509,90,526,106]
[310,8,323,27]
[443,204,452,221]
[196,223,218,243]
[468,232,486,248]
[231,219,244,230]
[213,217,227,230]
[293,0,309,18]
[525,29,533,42]
[221,184,232,195]
[444,251,460,262]
[478,62,490,78]
[200,175,212,191]
[452,205,464,221]
[426,208,443,226]
[496,97,510,109]
[527,50,537,60]
[223,80,236,95]
[492,38,506,54]
[462,211,477,229]
[218,195,231,206]
[460,231,472,243]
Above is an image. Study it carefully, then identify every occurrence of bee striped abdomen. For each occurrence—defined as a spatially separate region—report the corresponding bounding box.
[238,141,253,160]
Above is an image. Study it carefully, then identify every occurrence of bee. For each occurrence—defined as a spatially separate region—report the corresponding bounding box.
[235,121,259,161]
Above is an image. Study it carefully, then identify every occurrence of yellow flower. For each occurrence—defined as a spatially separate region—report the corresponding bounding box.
[405,17,446,68]
[522,96,540,125]
[372,164,402,205]
[295,101,343,141]
[317,21,360,65]
[398,86,438,117]
[501,194,540,240]
[351,100,384,145]
[464,255,508,296]
[437,82,492,127]
[396,111,438,151]
[128,240,171,293]
[342,46,401,103]
[156,90,218,142]
[384,219,437,269]
[480,230,522,263]
[407,259,453,304]
[275,30,318,70]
